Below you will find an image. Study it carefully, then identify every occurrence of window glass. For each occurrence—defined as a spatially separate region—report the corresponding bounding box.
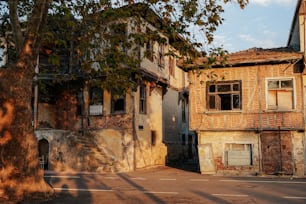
[217,84,231,92]
[267,79,294,111]
[268,80,279,89]
[207,80,242,111]
[281,80,293,88]
[139,84,146,114]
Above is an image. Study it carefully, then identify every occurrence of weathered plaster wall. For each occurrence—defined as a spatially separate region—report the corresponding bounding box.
[291,131,305,176]
[197,131,260,176]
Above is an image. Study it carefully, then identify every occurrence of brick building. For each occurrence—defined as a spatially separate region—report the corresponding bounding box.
[187,48,305,176]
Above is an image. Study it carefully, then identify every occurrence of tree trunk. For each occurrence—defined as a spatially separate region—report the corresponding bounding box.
[0,0,53,201]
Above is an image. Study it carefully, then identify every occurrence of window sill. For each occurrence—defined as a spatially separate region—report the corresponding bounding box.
[205,110,243,114]
[111,111,126,115]
[264,109,296,113]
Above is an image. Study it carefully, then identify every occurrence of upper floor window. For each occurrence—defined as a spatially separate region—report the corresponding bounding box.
[145,40,154,61]
[266,78,294,111]
[181,98,186,122]
[169,56,175,77]
[89,87,103,115]
[158,44,165,68]
[207,80,242,111]
[139,84,147,114]
[111,93,125,113]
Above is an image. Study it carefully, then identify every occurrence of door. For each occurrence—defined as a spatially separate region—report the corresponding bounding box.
[38,139,49,170]
[261,131,293,175]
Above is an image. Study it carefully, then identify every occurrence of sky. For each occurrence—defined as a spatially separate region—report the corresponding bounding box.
[211,0,298,53]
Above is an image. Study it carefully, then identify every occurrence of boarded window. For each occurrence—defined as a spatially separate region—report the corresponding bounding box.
[225,143,252,166]
[207,80,242,111]
[267,78,294,110]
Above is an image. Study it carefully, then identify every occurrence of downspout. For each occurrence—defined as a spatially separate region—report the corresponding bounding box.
[33,56,39,129]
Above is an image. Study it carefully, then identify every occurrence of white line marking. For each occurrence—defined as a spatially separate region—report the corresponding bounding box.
[213,193,248,197]
[189,179,209,182]
[131,177,147,180]
[160,178,176,181]
[284,196,306,199]
[220,180,306,184]
[53,187,113,192]
[105,176,119,179]
[143,191,178,195]
[44,175,80,179]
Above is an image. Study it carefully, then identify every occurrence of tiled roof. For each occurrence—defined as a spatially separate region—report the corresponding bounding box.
[225,47,303,66]
[184,47,303,68]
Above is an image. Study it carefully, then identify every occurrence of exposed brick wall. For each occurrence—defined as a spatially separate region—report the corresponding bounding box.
[189,63,304,131]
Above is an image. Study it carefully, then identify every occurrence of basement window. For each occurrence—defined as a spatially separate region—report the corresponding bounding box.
[266,78,295,111]
[207,80,242,111]
[225,143,252,166]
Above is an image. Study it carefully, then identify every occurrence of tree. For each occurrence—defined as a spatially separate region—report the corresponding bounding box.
[0,0,247,201]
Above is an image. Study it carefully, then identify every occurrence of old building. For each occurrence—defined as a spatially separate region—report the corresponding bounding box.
[287,0,306,176]
[187,48,305,176]
[32,4,192,172]
[162,46,197,168]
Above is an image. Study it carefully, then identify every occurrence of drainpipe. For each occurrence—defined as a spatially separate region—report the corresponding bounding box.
[278,126,283,173]
[33,56,39,129]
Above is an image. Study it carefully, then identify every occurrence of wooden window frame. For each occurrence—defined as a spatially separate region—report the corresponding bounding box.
[206,80,242,111]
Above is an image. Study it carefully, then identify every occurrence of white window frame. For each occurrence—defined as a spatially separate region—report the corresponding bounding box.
[224,143,253,166]
[265,77,296,111]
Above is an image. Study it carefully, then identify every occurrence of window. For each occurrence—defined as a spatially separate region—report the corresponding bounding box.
[225,143,252,166]
[158,44,165,67]
[145,28,154,61]
[111,94,125,113]
[181,98,186,122]
[267,78,294,110]
[169,56,175,77]
[207,80,242,111]
[89,87,103,115]
[139,84,147,114]
[145,40,154,61]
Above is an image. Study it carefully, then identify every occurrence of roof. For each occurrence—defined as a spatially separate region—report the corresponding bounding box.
[183,47,303,69]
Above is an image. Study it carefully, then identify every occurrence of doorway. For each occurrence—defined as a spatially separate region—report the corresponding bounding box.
[260,131,293,175]
[38,139,49,170]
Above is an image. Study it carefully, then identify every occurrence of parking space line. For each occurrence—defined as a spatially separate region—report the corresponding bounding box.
[143,191,178,195]
[189,179,209,182]
[131,177,147,180]
[160,178,176,181]
[213,193,248,197]
[220,179,306,184]
[53,187,113,192]
[105,176,119,179]
[44,175,80,179]
[284,196,306,200]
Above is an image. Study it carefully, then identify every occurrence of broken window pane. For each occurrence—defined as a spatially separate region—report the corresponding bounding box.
[233,83,240,91]
[268,80,279,89]
[207,80,242,111]
[217,84,231,92]
[233,95,240,109]
[281,80,293,88]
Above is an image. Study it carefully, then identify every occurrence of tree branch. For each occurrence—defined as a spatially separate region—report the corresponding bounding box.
[8,0,23,56]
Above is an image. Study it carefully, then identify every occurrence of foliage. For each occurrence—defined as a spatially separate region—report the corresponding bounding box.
[1,0,248,94]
